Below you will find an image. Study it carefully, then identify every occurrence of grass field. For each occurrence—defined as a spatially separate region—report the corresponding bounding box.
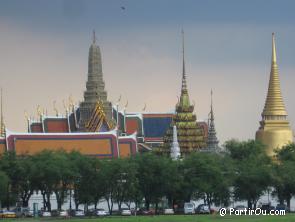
[2,214,295,222]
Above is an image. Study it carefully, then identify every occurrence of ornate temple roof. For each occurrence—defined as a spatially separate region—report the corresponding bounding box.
[86,101,113,132]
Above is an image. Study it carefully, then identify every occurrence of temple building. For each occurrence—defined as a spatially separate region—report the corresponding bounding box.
[161,31,206,156]
[79,31,112,131]
[256,33,293,156]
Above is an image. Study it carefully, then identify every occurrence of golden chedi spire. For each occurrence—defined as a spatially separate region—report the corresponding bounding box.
[256,33,293,156]
[262,33,287,117]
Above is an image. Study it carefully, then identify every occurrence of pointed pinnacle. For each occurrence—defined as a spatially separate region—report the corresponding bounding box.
[93,30,96,45]
[210,89,214,121]
[181,29,187,92]
[272,32,277,63]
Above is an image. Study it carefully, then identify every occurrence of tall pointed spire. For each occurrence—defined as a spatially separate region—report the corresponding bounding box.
[210,89,213,121]
[256,33,293,156]
[179,29,191,109]
[0,88,5,137]
[262,33,287,118]
[207,90,219,151]
[93,30,96,45]
[271,33,277,63]
[181,29,187,93]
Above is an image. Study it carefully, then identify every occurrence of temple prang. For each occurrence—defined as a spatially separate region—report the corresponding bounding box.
[79,31,112,131]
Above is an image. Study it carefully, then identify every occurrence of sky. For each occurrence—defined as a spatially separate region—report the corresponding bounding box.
[0,0,295,144]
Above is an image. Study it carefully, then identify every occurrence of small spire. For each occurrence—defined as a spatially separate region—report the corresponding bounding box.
[207,90,219,151]
[272,33,277,63]
[0,88,3,136]
[210,89,214,121]
[210,89,213,111]
[170,125,181,160]
[93,30,96,45]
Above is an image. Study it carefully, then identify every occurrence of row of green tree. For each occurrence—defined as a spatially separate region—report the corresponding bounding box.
[1,140,295,214]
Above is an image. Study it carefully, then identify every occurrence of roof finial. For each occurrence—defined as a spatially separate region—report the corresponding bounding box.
[181,29,187,92]
[53,101,59,117]
[93,30,96,45]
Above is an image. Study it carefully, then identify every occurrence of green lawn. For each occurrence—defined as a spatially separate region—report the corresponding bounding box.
[3,214,295,222]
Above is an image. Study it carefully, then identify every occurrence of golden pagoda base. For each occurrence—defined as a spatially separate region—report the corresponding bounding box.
[256,120,293,156]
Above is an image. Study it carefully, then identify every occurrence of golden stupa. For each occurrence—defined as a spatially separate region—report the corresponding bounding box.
[256,33,293,156]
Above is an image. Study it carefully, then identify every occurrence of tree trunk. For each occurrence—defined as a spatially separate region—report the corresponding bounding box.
[118,200,122,211]
[206,193,212,210]
[247,200,252,209]
[106,196,114,215]
[287,197,291,210]
[167,195,173,208]
[6,185,10,210]
[22,199,29,207]
[134,202,137,216]
[41,192,46,210]
[106,198,111,214]
[55,192,61,211]
[145,199,150,210]
[75,202,79,211]
[21,191,33,207]
[46,193,51,211]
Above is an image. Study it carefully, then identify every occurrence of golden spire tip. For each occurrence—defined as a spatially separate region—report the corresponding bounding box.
[272,33,277,63]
